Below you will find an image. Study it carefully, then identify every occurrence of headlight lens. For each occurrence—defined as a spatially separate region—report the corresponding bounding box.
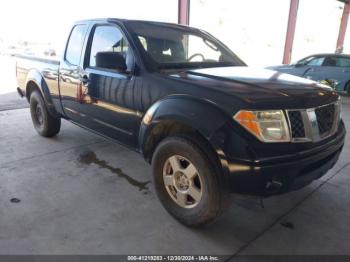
[234,110,290,142]
[337,96,342,120]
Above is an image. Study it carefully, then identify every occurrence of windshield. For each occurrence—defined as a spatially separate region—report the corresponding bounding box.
[127,22,244,69]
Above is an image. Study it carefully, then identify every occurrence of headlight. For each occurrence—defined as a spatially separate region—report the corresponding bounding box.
[233,110,290,142]
[337,96,342,120]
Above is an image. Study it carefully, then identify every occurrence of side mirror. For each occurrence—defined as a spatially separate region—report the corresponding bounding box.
[95,52,127,71]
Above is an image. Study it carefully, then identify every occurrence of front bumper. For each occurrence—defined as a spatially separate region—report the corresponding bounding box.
[226,122,346,197]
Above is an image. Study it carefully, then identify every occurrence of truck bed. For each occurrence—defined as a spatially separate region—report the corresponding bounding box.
[16,54,60,97]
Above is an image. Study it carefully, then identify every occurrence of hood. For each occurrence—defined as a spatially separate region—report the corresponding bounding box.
[167,66,338,110]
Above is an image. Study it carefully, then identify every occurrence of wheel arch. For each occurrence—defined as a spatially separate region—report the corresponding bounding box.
[25,69,59,117]
[138,96,232,181]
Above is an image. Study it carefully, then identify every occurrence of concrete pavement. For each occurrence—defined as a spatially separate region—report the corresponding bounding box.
[0,91,28,111]
[0,56,28,111]
[0,55,17,95]
[0,96,349,256]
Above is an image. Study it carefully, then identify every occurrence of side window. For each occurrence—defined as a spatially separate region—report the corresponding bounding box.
[335,57,350,67]
[297,56,314,65]
[307,57,325,66]
[65,25,87,65]
[89,25,130,68]
[323,56,337,67]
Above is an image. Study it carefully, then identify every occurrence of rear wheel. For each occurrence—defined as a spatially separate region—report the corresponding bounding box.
[152,136,231,227]
[30,91,61,137]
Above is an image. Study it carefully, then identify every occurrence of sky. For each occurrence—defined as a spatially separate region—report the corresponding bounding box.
[0,0,348,66]
[0,0,178,52]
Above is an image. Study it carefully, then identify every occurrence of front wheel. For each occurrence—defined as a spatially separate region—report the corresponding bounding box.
[152,136,231,227]
[30,91,61,137]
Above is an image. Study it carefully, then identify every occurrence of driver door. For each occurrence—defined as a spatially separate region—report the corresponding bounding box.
[76,24,141,148]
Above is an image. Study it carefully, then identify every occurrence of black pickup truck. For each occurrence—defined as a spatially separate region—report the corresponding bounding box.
[16,18,346,226]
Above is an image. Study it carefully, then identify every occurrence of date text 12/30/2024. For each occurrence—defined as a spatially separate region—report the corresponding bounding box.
[127,255,220,261]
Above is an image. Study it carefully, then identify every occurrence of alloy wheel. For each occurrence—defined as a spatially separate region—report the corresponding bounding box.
[163,155,202,208]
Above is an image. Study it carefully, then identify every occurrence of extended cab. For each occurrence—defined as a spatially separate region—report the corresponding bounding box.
[16,19,346,226]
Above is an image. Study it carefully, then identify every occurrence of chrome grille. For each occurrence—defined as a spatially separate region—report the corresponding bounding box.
[288,111,305,138]
[315,104,336,136]
[286,101,341,142]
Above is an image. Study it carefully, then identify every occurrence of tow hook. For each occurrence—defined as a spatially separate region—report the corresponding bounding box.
[265,177,283,194]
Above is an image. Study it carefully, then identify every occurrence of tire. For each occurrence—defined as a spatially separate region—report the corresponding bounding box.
[29,91,61,137]
[152,136,231,227]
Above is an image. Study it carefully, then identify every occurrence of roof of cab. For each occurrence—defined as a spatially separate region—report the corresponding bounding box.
[74,18,198,31]
[310,53,350,58]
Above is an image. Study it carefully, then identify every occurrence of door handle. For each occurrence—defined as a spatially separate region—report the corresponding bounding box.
[79,75,90,86]
[310,68,321,72]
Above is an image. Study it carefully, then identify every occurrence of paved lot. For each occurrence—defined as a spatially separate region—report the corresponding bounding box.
[0,56,17,95]
[0,96,349,257]
[0,92,28,111]
[0,56,28,111]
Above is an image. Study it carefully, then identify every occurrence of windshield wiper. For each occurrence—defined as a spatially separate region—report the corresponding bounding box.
[158,62,237,70]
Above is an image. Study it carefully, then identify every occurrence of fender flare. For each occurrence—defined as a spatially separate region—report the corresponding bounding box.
[25,69,59,117]
[138,95,232,178]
